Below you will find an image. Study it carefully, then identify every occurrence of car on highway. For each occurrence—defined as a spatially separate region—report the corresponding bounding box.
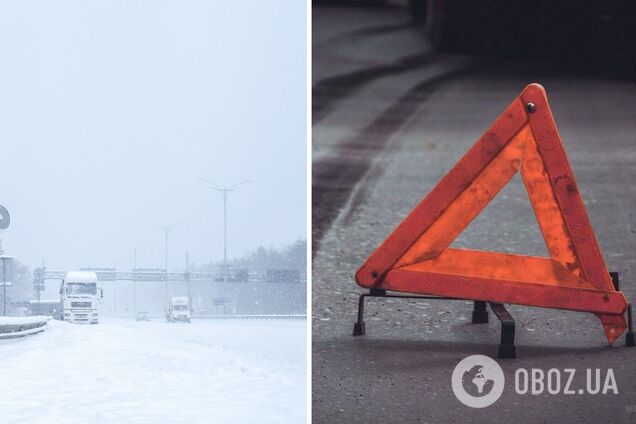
[135,311,151,321]
[165,297,191,323]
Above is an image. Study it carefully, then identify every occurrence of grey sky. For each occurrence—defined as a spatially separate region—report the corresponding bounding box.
[0,1,307,272]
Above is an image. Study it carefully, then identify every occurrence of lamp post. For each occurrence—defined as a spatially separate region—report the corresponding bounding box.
[0,205,11,316]
[131,245,138,316]
[197,178,252,283]
[148,222,183,299]
[124,242,150,316]
[1,255,13,316]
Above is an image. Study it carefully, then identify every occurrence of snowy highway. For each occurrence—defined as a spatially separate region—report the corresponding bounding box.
[0,318,306,424]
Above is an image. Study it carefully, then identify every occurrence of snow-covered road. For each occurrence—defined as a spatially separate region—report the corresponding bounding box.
[0,318,306,423]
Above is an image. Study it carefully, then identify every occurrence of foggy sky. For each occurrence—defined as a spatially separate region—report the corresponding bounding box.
[0,1,307,272]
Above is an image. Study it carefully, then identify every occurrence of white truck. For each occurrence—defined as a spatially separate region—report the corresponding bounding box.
[165,296,191,323]
[59,271,102,324]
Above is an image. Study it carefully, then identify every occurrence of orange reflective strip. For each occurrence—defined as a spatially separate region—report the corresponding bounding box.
[355,98,528,287]
[382,268,627,316]
[520,129,582,277]
[395,125,531,267]
[397,248,592,289]
[522,84,614,292]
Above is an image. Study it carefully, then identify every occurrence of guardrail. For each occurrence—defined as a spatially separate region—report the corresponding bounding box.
[0,316,50,339]
[194,314,306,321]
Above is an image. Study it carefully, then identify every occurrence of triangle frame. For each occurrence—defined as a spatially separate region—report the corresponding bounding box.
[355,84,628,344]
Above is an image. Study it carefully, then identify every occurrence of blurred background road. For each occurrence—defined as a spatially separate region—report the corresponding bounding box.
[312,2,636,423]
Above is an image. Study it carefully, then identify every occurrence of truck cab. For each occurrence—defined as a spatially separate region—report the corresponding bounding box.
[166,296,191,323]
[60,271,102,324]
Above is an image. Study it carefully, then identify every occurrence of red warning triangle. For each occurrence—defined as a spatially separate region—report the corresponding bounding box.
[355,83,628,344]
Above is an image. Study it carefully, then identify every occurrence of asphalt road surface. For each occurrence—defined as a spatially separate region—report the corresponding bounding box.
[312,5,636,423]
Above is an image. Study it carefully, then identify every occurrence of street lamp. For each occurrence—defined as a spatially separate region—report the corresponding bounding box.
[123,242,151,315]
[0,255,13,316]
[148,221,184,299]
[197,178,252,283]
[123,241,153,270]
[0,205,12,316]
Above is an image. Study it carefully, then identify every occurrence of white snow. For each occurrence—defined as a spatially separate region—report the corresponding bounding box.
[0,318,306,424]
[64,271,98,282]
[0,315,50,325]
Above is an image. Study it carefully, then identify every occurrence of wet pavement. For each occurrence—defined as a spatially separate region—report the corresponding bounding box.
[312,5,636,423]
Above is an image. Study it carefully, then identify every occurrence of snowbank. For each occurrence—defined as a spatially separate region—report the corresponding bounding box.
[0,316,50,339]
[0,315,51,325]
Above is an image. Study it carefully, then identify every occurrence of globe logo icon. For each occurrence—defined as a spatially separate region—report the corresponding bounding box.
[452,355,504,408]
[462,365,495,397]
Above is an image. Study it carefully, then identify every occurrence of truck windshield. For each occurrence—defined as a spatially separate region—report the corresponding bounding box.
[173,305,188,311]
[66,283,97,295]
